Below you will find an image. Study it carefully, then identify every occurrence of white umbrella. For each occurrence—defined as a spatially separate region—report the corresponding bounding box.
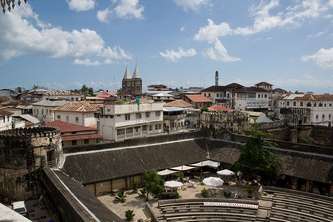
[164,181,183,188]
[203,177,224,187]
[217,169,235,176]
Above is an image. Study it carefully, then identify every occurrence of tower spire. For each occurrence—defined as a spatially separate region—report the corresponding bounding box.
[123,65,131,79]
[132,63,140,79]
[215,70,219,86]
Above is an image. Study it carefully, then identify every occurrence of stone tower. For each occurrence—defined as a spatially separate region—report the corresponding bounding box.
[121,65,142,97]
[215,70,219,86]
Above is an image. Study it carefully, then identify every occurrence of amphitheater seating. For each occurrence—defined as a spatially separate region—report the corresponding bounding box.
[156,199,261,222]
[264,188,333,222]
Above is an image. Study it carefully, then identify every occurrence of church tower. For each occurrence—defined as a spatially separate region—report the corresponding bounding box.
[121,65,142,97]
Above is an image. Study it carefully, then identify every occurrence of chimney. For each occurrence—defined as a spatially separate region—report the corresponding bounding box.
[215,70,219,86]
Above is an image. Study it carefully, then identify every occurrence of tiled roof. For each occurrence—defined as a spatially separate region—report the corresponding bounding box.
[0,109,12,117]
[164,99,192,108]
[185,94,212,103]
[255,82,273,86]
[62,133,102,141]
[294,94,333,101]
[53,102,99,113]
[201,83,244,92]
[32,100,67,107]
[96,91,116,99]
[45,120,97,133]
[208,104,233,112]
[234,86,270,93]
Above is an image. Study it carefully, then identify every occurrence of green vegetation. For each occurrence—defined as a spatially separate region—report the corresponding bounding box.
[125,209,135,221]
[115,191,126,203]
[233,129,280,180]
[143,171,164,201]
[201,188,209,198]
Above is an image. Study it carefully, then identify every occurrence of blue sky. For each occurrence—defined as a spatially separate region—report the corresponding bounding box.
[0,0,333,92]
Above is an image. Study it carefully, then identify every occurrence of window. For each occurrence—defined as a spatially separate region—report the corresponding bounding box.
[136,113,142,119]
[117,129,125,135]
[155,111,161,117]
[149,125,153,131]
[145,112,150,118]
[142,125,147,131]
[293,101,296,106]
[57,115,61,120]
[319,103,323,107]
[125,114,131,120]
[126,128,133,134]
[300,102,303,107]
[155,124,158,130]
[135,127,140,132]
[316,115,319,120]
[84,139,89,144]
[286,102,290,106]
[75,117,79,123]
[329,114,331,120]
[322,114,325,120]
[66,116,69,122]
[258,94,261,98]
[307,102,311,107]
[72,140,77,146]
[313,103,317,107]
[264,94,267,98]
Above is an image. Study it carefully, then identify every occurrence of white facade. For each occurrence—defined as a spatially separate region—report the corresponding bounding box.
[32,100,66,122]
[234,91,271,111]
[99,103,164,141]
[279,94,333,126]
[0,114,13,131]
[53,111,97,128]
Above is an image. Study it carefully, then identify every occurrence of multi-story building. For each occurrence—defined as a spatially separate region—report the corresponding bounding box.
[163,107,187,133]
[201,83,244,105]
[99,102,164,141]
[0,109,13,131]
[120,65,142,97]
[32,100,67,122]
[53,101,99,128]
[18,89,82,103]
[278,93,333,126]
[233,86,272,111]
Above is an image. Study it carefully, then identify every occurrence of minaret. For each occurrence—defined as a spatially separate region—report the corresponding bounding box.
[132,64,140,79]
[215,70,219,86]
[123,66,131,79]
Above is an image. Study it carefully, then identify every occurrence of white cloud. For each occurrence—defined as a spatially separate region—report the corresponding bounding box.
[0,4,131,65]
[302,48,333,69]
[195,0,333,40]
[114,0,144,19]
[97,8,112,23]
[74,58,100,66]
[194,19,232,43]
[160,47,197,62]
[174,0,210,12]
[67,0,95,12]
[204,40,240,62]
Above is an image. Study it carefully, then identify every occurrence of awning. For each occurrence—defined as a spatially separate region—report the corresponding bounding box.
[202,177,224,187]
[190,160,220,169]
[170,165,196,171]
[157,169,177,176]
[217,169,235,176]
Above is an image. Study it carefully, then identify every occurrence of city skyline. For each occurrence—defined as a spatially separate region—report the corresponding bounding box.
[0,0,333,92]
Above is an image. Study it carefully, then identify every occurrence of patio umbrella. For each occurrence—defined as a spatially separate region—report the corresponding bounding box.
[203,177,224,187]
[217,169,235,176]
[164,180,183,188]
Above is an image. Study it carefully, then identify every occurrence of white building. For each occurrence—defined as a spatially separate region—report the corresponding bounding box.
[99,102,164,141]
[233,87,272,111]
[0,110,13,131]
[278,94,333,126]
[53,102,99,128]
[32,100,67,122]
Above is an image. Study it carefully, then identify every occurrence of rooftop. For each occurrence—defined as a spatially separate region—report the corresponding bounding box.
[185,94,212,103]
[53,101,99,113]
[45,120,98,133]
[164,99,192,108]
[32,100,67,107]
[208,104,233,112]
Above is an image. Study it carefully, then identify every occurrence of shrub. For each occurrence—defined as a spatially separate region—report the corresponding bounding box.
[115,191,126,203]
[224,190,232,198]
[201,188,209,198]
[159,192,179,199]
[125,209,135,221]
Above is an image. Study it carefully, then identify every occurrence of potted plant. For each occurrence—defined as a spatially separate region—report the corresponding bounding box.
[125,209,135,221]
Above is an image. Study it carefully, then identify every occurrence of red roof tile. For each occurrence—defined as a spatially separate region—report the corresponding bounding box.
[185,94,212,103]
[53,101,99,113]
[164,99,192,108]
[45,120,97,133]
[208,104,233,112]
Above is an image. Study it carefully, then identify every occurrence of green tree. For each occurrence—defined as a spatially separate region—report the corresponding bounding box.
[143,171,164,201]
[125,209,135,221]
[233,131,280,180]
[79,84,94,96]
